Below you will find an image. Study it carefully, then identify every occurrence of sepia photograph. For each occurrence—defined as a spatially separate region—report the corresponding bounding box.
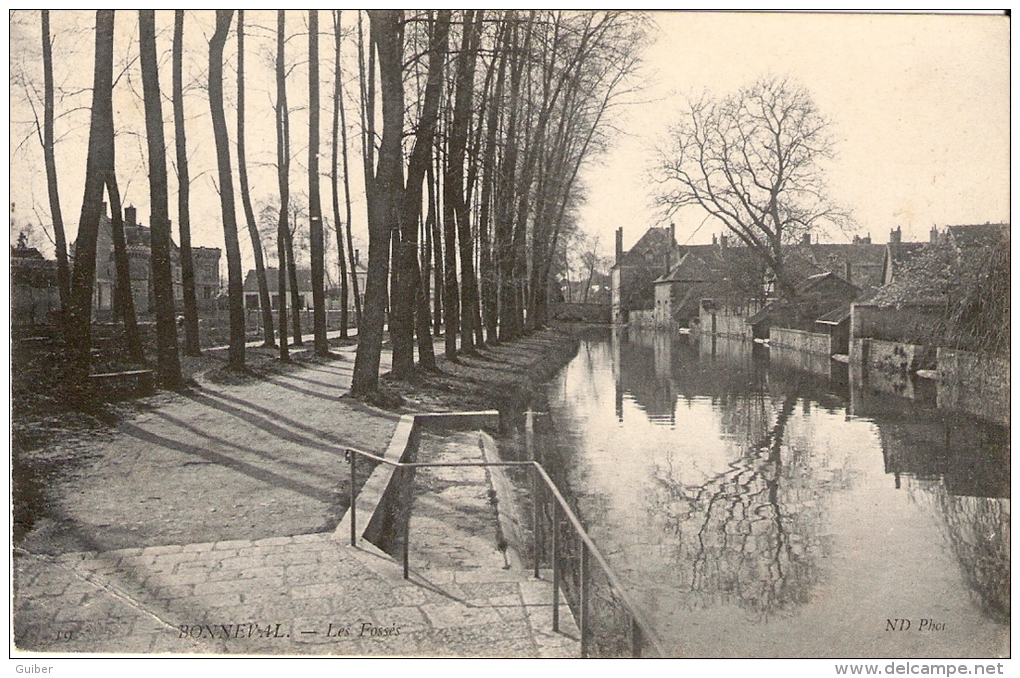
[8,9,1010,668]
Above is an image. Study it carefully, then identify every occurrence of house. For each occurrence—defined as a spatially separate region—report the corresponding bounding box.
[11,240,60,325]
[858,222,1009,351]
[653,251,716,329]
[244,255,368,315]
[766,231,886,294]
[747,271,861,341]
[652,239,765,330]
[244,267,313,310]
[79,203,221,314]
[611,225,679,324]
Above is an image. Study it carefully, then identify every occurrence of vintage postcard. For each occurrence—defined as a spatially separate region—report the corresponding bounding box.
[9,10,1009,670]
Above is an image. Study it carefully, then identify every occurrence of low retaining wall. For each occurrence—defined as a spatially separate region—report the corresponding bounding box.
[335,411,501,556]
[769,344,831,379]
[770,327,832,356]
[937,349,1009,427]
[628,309,655,328]
[850,337,933,374]
[851,303,943,346]
[549,302,611,324]
[699,308,752,340]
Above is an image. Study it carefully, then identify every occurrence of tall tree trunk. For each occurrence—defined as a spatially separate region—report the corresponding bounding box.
[429,155,444,337]
[478,19,508,344]
[236,10,275,348]
[41,10,70,313]
[139,10,182,387]
[105,170,143,364]
[286,215,302,344]
[441,120,460,360]
[495,16,526,342]
[446,10,481,354]
[308,9,328,356]
[173,10,201,356]
[352,10,402,397]
[208,10,245,370]
[67,10,115,386]
[392,9,448,378]
[330,10,349,339]
[276,10,290,362]
[422,159,434,335]
[337,18,361,331]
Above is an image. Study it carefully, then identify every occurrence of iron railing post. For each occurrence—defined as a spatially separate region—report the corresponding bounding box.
[580,542,589,658]
[532,466,540,578]
[349,449,357,547]
[402,467,410,579]
[527,411,541,578]
[552,502,560,632]
[332,451,662,657]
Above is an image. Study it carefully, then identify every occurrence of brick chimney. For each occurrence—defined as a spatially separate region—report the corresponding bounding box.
[125,205,137,226]
[720,233,728,248]
[615,227,623,265]
[802,232,811,245]
[930,225,939,243]
[889,226,901,244]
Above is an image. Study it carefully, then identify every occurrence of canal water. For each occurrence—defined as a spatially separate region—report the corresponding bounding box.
[535,328,1009,658]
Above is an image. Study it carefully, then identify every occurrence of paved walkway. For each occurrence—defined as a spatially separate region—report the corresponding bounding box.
[13,340,579,657]
[14,534,577,656]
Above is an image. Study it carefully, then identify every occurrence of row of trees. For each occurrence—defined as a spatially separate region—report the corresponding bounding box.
[25,10,645,398]
[349,10,645,394]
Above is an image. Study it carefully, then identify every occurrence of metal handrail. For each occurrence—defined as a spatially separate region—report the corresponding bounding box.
[343,444,665,658]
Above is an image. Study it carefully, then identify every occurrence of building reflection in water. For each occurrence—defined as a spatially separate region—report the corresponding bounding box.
[577,328,1008,628]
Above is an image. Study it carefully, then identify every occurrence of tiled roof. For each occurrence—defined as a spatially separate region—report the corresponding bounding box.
[946,223,1009,249]
[618,227,676,267]
[244,267,314,293]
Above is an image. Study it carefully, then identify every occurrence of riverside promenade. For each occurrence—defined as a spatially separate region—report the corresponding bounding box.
[13,340,580,657]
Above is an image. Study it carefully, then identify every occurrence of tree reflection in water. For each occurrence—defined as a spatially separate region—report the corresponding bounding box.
[909,480,1010,624]
[652,389,817,619]
[644,339,856,621]
[542,329,1007,651]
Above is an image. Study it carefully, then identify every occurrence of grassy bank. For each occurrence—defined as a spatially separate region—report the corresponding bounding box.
[383,327,581,420]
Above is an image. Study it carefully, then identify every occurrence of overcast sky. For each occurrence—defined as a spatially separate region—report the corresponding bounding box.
[9,11,1011,264]
[580,11,1010,251]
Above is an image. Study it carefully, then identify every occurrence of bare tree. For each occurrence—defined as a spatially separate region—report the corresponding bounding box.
[439,10,481,355]
[40,10,70,311]
[105,170,143,364]
[173,10,201,357]
[351,9,402,397]
[330,10,350,339]
[390,9,449,378]
[275,10,290,362]
[139,10,182,387]
[308,9,328,356]
[237,10,275,348]
[655,77,851,299]
[66,10,116,386]
[208,9,245,370]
